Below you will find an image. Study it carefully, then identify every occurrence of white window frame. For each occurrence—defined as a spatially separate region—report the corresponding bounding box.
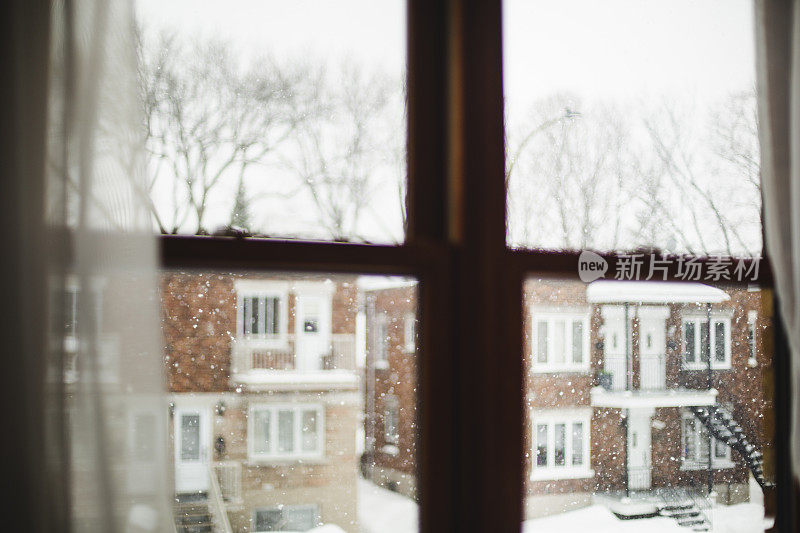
[235,280,289,348]
[680,410,734,470]
[531,408,593,480]
[681,313,732,370]
[247,403,325,462]
[403,312,416,353]
[531,308,591,373]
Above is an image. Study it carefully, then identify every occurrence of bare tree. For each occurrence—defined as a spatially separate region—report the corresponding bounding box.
[507,95,631,251]
[643,97,760,256]
[285,63,397,241]
[140,33,309,233]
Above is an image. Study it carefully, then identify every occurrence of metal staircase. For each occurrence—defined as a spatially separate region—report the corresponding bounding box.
[659,487,712,532]
[689,404,771,489]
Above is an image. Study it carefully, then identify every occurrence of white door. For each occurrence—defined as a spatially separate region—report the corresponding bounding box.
[639,309,667,390]
[603,316,628,391]
[627,410,652,490]
[174,407,209,493]
[296,294,331,371]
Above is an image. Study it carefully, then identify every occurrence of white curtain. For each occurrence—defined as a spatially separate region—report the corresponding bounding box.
[2,0,169,530]
[755,0,800,485]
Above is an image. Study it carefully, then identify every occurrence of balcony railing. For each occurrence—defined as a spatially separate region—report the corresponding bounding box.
[603,354,666,391]
[232,333,356,373]
[214,461,242,505]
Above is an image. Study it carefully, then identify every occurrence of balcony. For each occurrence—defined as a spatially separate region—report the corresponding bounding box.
[231,333,358,391]
[592,355,717,409]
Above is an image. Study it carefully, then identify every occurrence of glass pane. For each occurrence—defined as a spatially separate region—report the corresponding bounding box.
[684,322,696,362]
[301,410,318,452]
[278,410,295,453]
[572,321,583,363]
[715,321,727,362]
[536,321,548,363]
[162,271,418,532]
[180,414,200,461]
[253,410,271,455]
[136,0,407,243]
[505,1,761,256]
[553,423,566,466]
[523,277,774,525]
[554,321,566,363]
[571,422,583,466]
[536,424,548,467]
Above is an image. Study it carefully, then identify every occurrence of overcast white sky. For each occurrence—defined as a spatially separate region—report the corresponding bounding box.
[137,0,754,105]
[136,0,757,248]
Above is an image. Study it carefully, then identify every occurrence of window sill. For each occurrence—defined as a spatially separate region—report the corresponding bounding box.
[680,460,734,471]
[245,456,327,466]
[681,364,732,371]
[531,468,594,481]
[531,368,591,375]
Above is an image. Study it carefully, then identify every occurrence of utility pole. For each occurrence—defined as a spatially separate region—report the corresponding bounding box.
[624,303,631,496]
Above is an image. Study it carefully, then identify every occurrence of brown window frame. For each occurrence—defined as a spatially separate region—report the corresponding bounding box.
[160,1,794,532]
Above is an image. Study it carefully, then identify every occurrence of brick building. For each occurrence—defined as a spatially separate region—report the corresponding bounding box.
[361,278,418,499]
[365,278,772,522]
[161,272,361,532]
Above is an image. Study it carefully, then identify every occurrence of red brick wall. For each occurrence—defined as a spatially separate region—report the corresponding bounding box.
[366,284,418,477]
[161,273,358,393]
[521,280,768,495]
[161,272,236,392]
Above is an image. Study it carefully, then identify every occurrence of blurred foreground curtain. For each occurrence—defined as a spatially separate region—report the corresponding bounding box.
[0,0,170,531]
[755,0,800,487]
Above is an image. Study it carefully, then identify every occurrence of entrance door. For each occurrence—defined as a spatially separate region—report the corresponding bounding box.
[174,407,209,493]
[627,409,652,490]
[639,308,668,390]
[603,313,629,391]
[295,294,331,371]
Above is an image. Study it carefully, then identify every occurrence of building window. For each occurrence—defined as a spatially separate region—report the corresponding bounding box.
[249,404,324,461]
[384,395,399,446]
[531,409,592,480]
[681,411,732,469]
[375,313,389,367]
[531,311,590,372]
[681,315,731,369]
[253,504,318,532]
[235,280,288,344]
[747,310,758,365]
[243,295,280,336]
[403,312,416,353]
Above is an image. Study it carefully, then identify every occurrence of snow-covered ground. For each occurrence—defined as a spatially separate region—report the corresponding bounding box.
[357,477,771,533]
[358,478,419,533]
[520,502,769,533]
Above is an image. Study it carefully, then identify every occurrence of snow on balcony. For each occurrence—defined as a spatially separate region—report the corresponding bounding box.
[590,386,718,409]
[586,281,730,304]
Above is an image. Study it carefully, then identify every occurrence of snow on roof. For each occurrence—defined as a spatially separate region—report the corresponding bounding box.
[357,275,416,291]
[586,280,730,304]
